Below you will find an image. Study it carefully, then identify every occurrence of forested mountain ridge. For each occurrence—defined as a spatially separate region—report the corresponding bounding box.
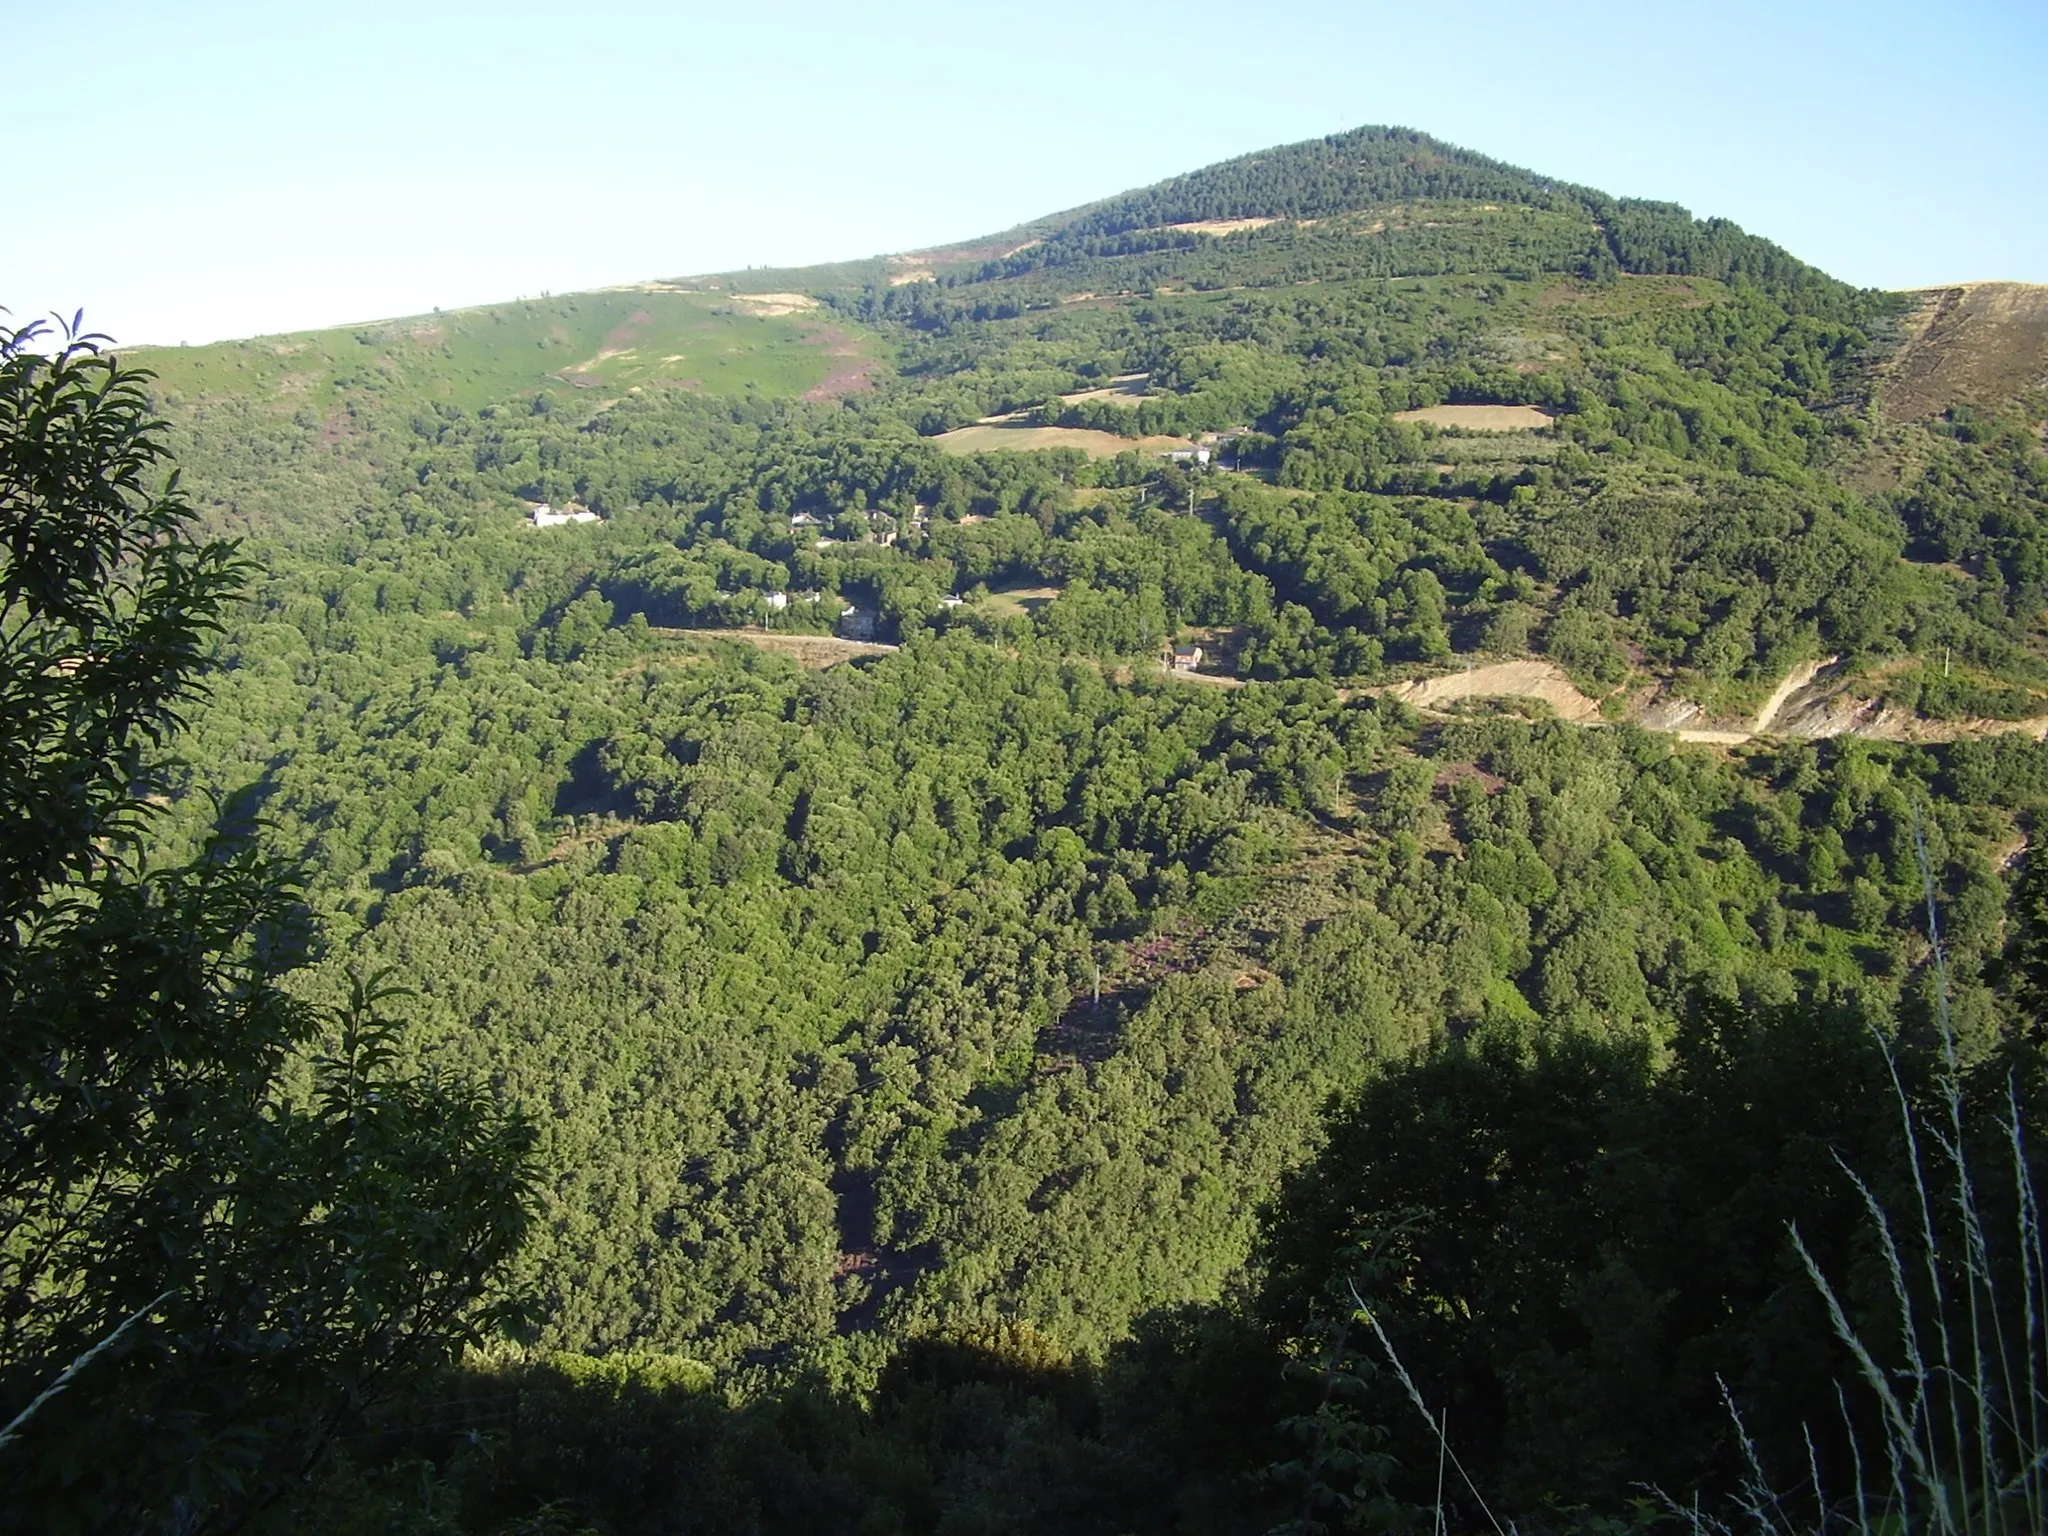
[894,125,1847,312]
[72,127,2048,1530]
[133,128,2048,723]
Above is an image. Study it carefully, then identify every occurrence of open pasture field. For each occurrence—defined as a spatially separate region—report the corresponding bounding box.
[933,422,1193,458]
[1393,403,1557,431]
[979,584,1064,618]
[127,289,879,415]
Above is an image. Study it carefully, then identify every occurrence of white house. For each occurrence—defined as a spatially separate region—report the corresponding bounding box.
[527,500,602,527]
[765,591,790,612]
[1170,644,1205,672]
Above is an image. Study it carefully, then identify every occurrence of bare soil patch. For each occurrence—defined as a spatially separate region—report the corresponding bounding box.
[1160,664,1244,688]
[1166,217,1278,237]
[1394,404,1557,432]
[733,292,821,316]
[1752,655,1840,733]
[1375,660,1602,720]
[1674,728,1755,746]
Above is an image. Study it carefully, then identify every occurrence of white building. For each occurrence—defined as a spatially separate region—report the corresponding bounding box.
[527,500,602,527]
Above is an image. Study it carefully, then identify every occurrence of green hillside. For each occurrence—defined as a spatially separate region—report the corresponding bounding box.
[15,126,2048,1533]
[132,285,881,415]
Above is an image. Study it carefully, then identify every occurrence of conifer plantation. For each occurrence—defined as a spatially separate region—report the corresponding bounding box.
[7,128,2048,1533]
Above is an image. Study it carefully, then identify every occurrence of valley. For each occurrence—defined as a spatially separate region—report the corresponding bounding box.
[15,123,2048,1533]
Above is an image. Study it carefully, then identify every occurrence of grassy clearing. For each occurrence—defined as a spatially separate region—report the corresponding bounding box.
[933,423,1192,458]
[978,584,1064,619]
[656,629,897,669]
[127,289,878,415]
[1393,404,1556,431]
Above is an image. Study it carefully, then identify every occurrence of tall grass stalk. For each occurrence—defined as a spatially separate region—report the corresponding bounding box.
[1761,818,2048,1533]
[1348,1281,1512,1536]
[0,1290,174,1455]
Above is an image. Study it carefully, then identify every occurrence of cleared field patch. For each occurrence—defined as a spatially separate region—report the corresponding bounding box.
[1062,373,1150,405]
[654,628,896,668]
[1393,404,1557,432]
[1161,664,1244,688]
[1166,217,1279,237]
[732,292,821,315]
[933,423,1193,458]
[1883,282,2048,421]
[1429,432,1558,469]
[979,584,1064,619]
[1375,659,1602,720]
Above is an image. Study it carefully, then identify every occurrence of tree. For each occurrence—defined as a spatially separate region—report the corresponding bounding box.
[0,317,537,1531]
[1252,1003,1978,1521]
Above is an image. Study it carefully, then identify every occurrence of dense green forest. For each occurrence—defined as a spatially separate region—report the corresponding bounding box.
[11,126,2048,1532]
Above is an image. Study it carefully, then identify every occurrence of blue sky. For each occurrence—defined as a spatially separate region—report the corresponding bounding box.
[6,0,2044,346]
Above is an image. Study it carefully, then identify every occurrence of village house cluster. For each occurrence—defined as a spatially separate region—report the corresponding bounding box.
[528,449,1238,654]
[790,502,916,549]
